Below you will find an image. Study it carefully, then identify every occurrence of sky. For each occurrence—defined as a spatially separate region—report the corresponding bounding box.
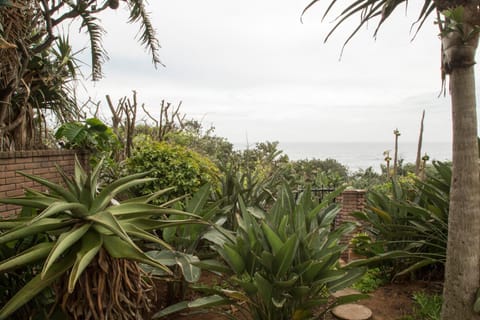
[71,0,479,144]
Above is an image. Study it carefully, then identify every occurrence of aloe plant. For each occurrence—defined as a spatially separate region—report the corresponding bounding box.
[0,157,206,320]
[155,185,366,320]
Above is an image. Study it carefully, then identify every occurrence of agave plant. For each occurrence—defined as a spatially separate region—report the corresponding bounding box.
[0,157,207,319]
[155,185,366,320]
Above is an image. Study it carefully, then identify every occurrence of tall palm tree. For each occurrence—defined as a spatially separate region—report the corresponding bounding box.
[303,1,480,319]
[0,0,162,151]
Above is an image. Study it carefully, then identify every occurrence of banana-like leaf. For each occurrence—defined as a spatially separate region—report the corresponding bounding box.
[254,272,272,303]
[175,252,201,283]
[219,244,245,274]
[274,234,299,278]
[41,223,91,278]
[0,242,54,272]
[68,230,103,293]
[0,251,75,320]
[186,183,211,214]
[102,235,172,275]
[0,218,74,244]
[261,222,283,255]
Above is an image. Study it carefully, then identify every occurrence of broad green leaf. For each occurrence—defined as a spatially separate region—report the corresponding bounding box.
[176,253,201,283]
[254,272,272,303]
[274,274,299,288]
[42,223,91,278]
[274,234,299,278]
[186,183,211,213]
[219,244,245,274]
[67,231,103,293]
[261,222,283,255]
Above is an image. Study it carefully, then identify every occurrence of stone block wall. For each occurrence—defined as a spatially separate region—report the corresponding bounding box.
[0,150,88,218]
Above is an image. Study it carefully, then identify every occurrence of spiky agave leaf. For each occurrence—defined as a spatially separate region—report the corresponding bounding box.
[0,161,207,319]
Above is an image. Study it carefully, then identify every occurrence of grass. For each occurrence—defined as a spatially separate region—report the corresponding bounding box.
[399,292,442,320]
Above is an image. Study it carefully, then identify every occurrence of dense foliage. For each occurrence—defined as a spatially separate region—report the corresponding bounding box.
[0,158,206,319]
[156,185,367,319]
[125,136,220,200]
[350,161,451,279]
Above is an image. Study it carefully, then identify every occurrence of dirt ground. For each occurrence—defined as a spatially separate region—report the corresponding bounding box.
[151,274,443,320]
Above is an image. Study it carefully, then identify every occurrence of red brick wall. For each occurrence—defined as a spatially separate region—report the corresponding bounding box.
[336,189,366,261]
[0,150,88,218]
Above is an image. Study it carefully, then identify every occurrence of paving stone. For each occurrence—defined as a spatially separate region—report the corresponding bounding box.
[331,303,373,320]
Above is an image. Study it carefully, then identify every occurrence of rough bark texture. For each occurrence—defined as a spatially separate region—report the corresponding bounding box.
[441,43,480,320]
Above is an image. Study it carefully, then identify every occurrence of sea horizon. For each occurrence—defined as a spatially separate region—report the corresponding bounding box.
[233,141,452,172]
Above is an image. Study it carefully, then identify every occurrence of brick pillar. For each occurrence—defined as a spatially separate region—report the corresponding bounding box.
[335,189,366,262]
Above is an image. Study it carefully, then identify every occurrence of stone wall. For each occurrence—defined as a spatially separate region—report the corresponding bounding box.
[0,150,88,218]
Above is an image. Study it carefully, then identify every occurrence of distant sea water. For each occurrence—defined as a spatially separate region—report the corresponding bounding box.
[234,141,452,173]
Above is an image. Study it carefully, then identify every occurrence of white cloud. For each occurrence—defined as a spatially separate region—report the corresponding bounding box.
[69,0,478,147]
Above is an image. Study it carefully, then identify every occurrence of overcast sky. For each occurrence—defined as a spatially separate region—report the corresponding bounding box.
[72,0,479,144]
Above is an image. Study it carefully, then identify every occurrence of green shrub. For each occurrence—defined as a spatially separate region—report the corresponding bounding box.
[125,135,220,200]
[352,268,388,293]
[400,292,442,320]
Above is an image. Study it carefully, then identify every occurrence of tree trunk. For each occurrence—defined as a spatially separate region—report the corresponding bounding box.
[441,35,480,319]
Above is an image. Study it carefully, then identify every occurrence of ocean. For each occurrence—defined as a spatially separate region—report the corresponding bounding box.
[234,141,452,173]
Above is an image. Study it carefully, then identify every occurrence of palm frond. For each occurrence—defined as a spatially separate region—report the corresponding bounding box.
[127,0,163,67]
[303,0,438,48]
[79,12,108,81]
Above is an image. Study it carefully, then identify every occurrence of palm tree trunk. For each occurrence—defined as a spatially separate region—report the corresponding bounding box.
[441,50,480,320]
